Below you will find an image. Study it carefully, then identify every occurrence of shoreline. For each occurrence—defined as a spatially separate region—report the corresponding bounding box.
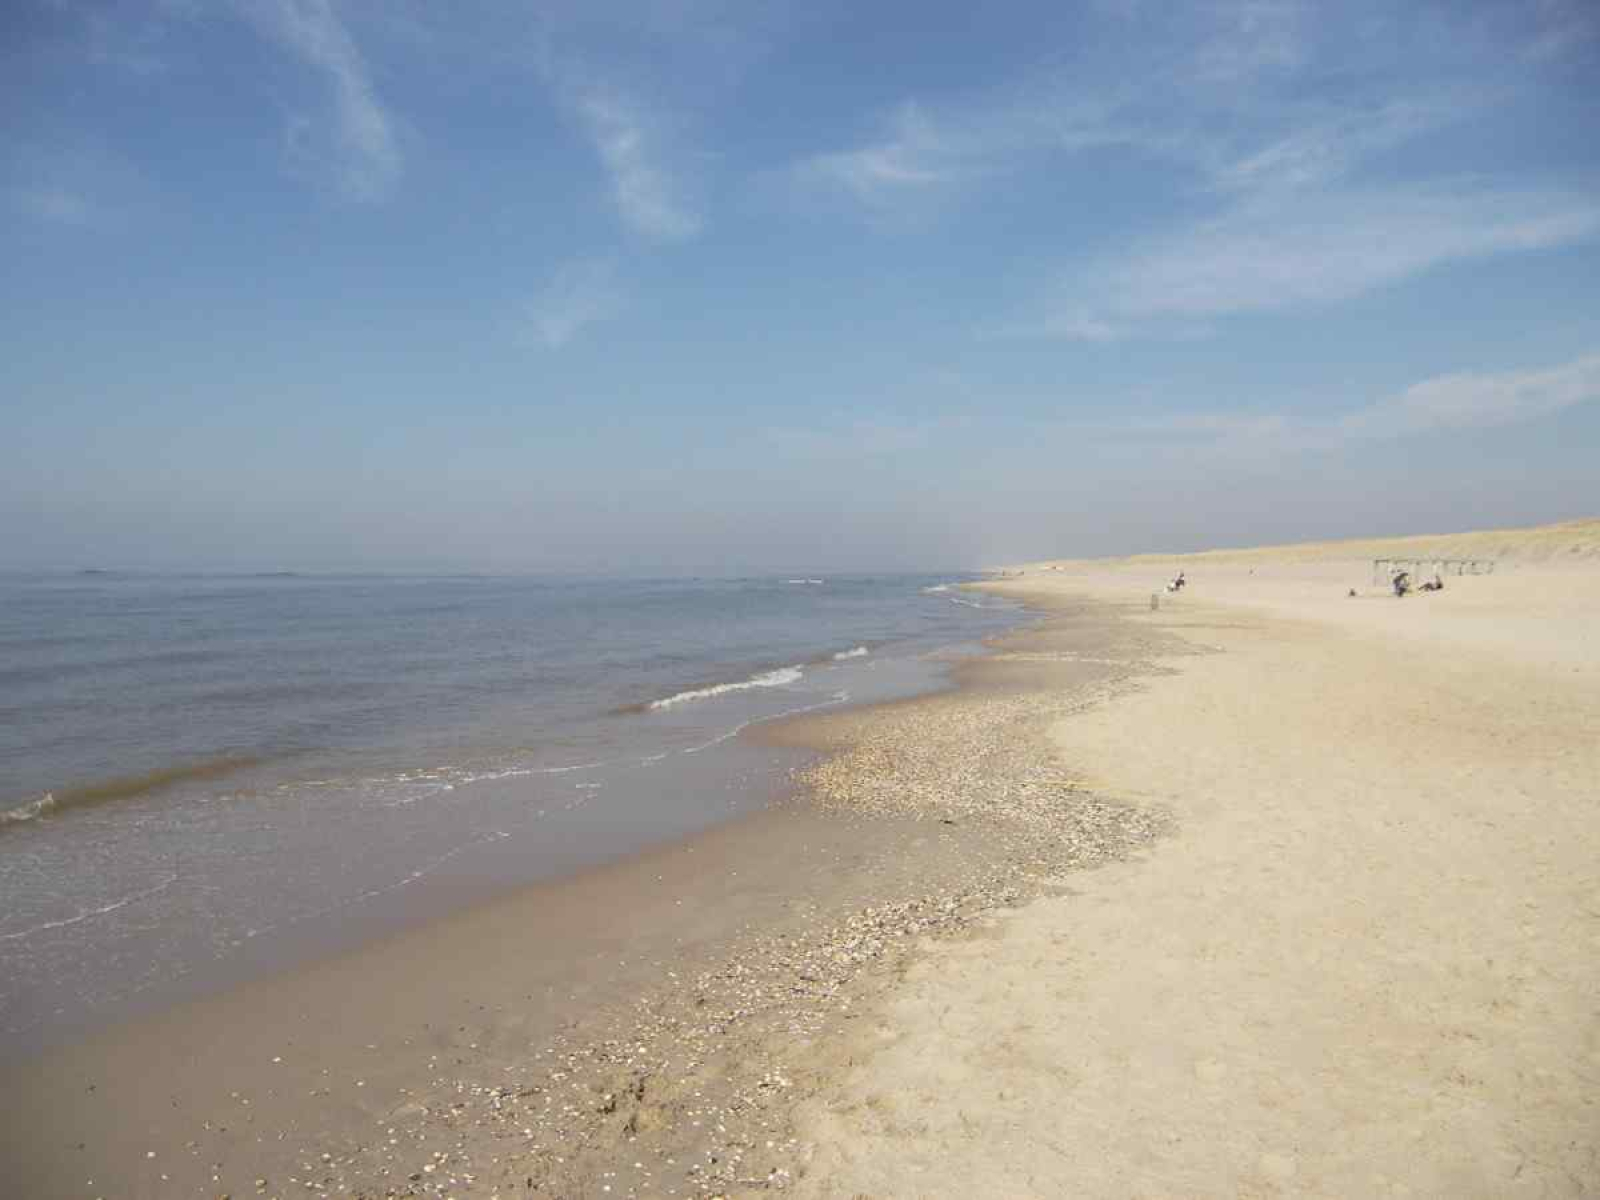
[787,544,1600,1196]
[0,571,1027,1057]
[0,624,1007,1061]
[0,589,1167,1198]
[15,521,1591,1197]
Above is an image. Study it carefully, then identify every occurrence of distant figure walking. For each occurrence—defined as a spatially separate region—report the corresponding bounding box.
[1167,570,1186,593]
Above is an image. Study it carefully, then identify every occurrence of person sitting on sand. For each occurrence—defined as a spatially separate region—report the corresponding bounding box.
[1392,570,1411,598]
[1167,570,1186,593]
[1419,574,1444,592]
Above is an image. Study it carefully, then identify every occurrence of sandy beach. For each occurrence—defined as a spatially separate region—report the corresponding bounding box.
[791,519,1600,1197]
[4,519,1596,1198]
[0,593,1162,1198]
[10,1,1596,1193]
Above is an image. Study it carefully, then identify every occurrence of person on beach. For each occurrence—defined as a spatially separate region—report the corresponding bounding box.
[1393,570,1411,597]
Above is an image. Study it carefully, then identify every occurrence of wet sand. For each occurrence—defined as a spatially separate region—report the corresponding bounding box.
[0,802,1023,1198]
[0,594,1167,1198]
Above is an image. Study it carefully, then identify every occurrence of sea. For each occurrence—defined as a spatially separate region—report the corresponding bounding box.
[0,571,1024,1055]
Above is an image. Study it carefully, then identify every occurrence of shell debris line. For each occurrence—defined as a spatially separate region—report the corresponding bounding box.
[261,600,1175,1199]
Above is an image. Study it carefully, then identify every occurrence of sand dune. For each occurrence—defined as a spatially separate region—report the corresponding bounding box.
[1020,516,1600,571]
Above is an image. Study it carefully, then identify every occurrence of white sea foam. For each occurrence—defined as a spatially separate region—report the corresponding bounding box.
[649,665,804,710]
[833,645,869,660]
[0,871,178,943]
[377,759,614,805]
[455,761,607,785]
[786,578,825,585]
[922,584,951,593]
[1,792,56,824]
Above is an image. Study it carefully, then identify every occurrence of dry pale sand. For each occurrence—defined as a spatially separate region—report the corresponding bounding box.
[791,524,1600,1198]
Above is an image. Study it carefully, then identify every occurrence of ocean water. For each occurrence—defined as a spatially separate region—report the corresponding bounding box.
[0,572,1023,1053]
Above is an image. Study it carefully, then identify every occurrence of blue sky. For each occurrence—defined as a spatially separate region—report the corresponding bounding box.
[4,0,1598,572]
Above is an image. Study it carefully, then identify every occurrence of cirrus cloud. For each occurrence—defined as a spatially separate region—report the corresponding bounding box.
[239,0,401,201]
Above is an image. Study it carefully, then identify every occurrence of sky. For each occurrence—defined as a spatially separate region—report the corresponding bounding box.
[3,0,1598,573]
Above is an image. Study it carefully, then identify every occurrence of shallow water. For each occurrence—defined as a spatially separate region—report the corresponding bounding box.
[0,572,1023,1052]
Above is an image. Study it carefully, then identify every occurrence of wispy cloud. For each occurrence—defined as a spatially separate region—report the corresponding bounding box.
[1204,95,1461,197]
[993,172,1600,340]
[788,87,1134,220]
[793,2,1595,332]
[1044,183,1600,331]
[795,102,975,214]
[793,85,1462,225]
[526,0,772,242]
[1339,352,1600,440]
[567,82,702,241]
[524,258,623,349]
[786,2,1327,216]
[239,0,400,201]
[1018,312,1126,343]
[1067,352,1600,456]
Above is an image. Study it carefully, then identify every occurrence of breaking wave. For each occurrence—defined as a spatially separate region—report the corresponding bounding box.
[1,793,57,825]
[833,645,869,660]
[1,755,263,832]
[648,665,804,710]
